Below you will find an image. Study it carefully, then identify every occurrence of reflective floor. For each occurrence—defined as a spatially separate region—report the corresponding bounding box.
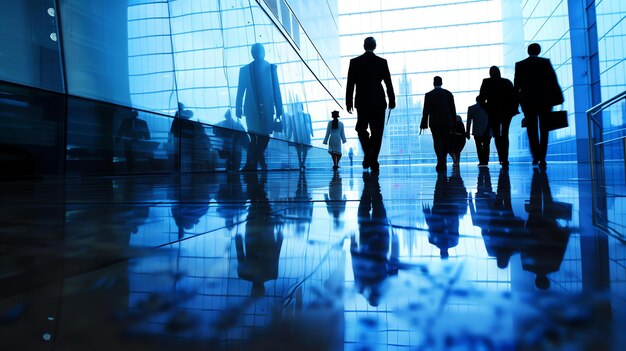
[1,163,625,350]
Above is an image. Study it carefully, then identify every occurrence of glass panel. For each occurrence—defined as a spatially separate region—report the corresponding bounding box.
[59,0,177,114]
[66,97,176,176]
[0,82,64,177]
[0,0,63,92]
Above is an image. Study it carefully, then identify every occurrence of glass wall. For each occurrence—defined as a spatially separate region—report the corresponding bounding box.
[0,0,341,177]
[596,0,626,146]
[0,0,64,92]
[597,0,626,101]
[0,82,64,177]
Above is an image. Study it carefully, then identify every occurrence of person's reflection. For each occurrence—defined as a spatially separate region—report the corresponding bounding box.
[351,172,398,306]
[289,171,313,236]
[216,173,247,229]
[521,169,572,290]
[215,109,249,172]
[115,110,151,172]
[471,168,525,268]
[169,102,214,171]
[423,167,467,259]
[237,173,283,296]
[487,168,525,268]
[286,102,313,170]
[324,171,347,229]
[236,43,283,171]
[468,168,494,230]
[170,174,211,240]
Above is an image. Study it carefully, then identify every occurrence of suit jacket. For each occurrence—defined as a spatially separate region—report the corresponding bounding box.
[466,103,490,136]
[346,52,395,110]
[236,60,283,135]
[479,77,518,119]
[514,56,563,109]
[421,87,456,129]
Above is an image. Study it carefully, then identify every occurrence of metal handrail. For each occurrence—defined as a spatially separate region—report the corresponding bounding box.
[586,89,626,115]
[587,89,626,172]
[587,89,626,243]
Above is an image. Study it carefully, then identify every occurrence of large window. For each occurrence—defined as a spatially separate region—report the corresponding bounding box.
[337,0,505,159]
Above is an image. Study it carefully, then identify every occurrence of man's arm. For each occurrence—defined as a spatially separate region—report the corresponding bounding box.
[448,91,457,124]
[478,80,488,110]
[271,64,283,117]
[545,60,564,106]
[420,95,429,129]
[346,60,355,113]
[235,66,246,118]
[466,107,473,138]
[383,60,395,109]
[513,62,521,95]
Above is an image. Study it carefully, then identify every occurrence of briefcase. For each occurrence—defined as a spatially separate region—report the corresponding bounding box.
[544,110,568,131]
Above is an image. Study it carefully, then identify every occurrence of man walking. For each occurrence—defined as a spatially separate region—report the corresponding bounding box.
[514,43,563,169]
[479,66,517,168]
[421,76,456,172]
[466,96,491,167]
[346,37,395,172]
[236,43,283,171]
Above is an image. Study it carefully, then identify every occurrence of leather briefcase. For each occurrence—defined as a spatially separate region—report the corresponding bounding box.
[544,110,568,131]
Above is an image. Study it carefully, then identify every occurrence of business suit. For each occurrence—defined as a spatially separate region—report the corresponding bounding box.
[346,51,395,170]
[421,87,456,170]
[479,76,517,165]
[514,56,563,165]
[466,102,491,165]
[236,58,283,170]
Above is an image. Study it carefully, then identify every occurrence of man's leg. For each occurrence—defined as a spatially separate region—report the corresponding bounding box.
[474,138,482,164]
[524,108,540,164]
[500,117,511,165]
[368,108,386,170]
[257,135,270,170]
[537,110,550,165]
[475,136,488,165]
[355,110,371,168]
[243,133,259,170]
[490,115,505,164]
[432,128,447,170]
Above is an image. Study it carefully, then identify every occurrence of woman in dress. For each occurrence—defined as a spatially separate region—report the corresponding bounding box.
[323,110,347,170]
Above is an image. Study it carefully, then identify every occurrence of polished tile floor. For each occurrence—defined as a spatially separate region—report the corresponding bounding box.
[1,163,625,350]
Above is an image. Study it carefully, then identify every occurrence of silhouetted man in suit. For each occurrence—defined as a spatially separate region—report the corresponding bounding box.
[479,66,518,167]
[346,37,395,172]
[236,43,283,171]
[466,96,491,166]
[421,76,456,172]
[514,43,563,169]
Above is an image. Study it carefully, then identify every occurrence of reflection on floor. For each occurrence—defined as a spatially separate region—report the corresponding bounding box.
[1,163,624,350]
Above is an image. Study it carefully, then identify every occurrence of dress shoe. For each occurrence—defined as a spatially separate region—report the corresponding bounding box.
[362,160,370,169]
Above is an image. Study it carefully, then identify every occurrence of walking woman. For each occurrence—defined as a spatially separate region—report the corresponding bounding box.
[323,110,347,170]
